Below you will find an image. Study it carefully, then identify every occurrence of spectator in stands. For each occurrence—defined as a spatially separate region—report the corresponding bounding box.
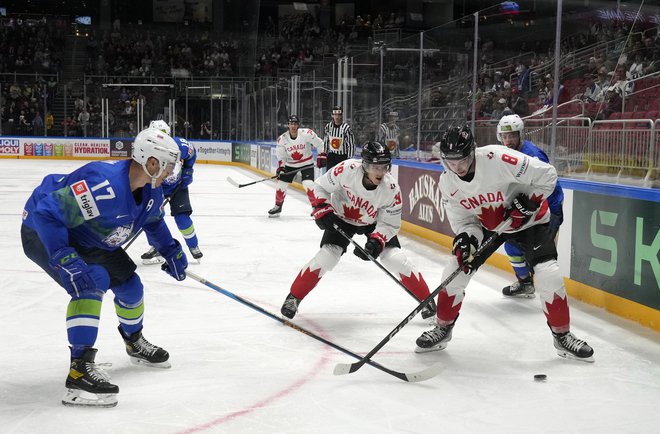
[628,52,645,79]
[491,98,510,120]
[596,66,610,91]
[32,111,44,136]
[510,88,529,117]
[581,73,603,103]
[609,64,633,96]
[491,71,510,93]
[62,116,77,137]
[542,75,566,106]
[46,112,54,133]
[516,62,532,97]
[78,108,90,136]
[479,92,494,118]
[200,121,211,139]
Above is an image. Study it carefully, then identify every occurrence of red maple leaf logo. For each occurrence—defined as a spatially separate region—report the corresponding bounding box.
[477,204,506,230]
[529,193,544,206]
[291,151,303,161]
[307,189,327,207]
[342,205,363,222]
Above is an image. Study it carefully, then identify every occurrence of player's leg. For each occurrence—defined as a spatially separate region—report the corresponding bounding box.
[502,241,535,297]
[519,225,594,362]
[300,166,316,208]
[269,169,295,217]
[170,188,202,260]
[280,225,354,319]
[113,273,170,368]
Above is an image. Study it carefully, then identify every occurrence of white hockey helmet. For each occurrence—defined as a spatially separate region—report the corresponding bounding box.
[497,114,524,143]
[132,128,181,181]
[149,119,171,136]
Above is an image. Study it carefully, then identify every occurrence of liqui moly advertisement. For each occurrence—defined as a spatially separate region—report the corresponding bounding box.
[0,138,21,156]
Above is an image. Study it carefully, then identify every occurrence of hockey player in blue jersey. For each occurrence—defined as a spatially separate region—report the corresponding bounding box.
[141,120,203,264]
[496,114,564,297]
[21,128,188,407]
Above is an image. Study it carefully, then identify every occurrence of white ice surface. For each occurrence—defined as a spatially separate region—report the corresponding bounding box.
[1,160,660,433]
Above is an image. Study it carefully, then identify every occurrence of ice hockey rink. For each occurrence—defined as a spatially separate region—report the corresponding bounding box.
[2,159,660,434]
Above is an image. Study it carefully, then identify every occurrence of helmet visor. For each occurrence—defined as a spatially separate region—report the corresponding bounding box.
[364,162,391,174]
[443,154,473,176]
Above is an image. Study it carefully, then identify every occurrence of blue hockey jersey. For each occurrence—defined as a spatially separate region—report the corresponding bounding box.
[519,139,564,215]
[162,136,196,196]
[22,159,176,255]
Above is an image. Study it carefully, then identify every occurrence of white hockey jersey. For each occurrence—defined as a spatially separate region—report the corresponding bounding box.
[310,159,402,242]
[440,145,556,244]
[276,128,324,168]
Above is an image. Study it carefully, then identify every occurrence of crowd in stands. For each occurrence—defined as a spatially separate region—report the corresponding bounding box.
[0,20,64,74]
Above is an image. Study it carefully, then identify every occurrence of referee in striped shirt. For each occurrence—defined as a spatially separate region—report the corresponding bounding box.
[318,106,355,170]
[378,111,401,158]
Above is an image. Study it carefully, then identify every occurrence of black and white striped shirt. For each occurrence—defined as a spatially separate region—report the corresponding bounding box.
[323,121,355,157]
[378,122,400,157]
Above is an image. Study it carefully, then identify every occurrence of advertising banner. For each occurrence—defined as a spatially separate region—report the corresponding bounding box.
[20,138,78,157]
[571,191,660,309]
[0,138,20,156]
[110,138,131,158]
[251,144,259,167]
[232,143,251,164]
[397,165,454,236]
[191,141,232,162]
[258,146,271,172]
[72,140,110,157]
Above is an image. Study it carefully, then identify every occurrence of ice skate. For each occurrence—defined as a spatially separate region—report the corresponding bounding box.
[62,347,119,408]
[552,330,594,362]
[189,246,203,263]
[502,276,535,298]
[268,205,282,218]
[119,326,171,368]
[420,298,437,324]
[141,246,164,265]
[415,321,455,353]
[281,293,301,319]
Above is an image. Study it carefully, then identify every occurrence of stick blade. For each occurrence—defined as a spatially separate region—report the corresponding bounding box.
[226,176,241,188]
[333,361,442,383]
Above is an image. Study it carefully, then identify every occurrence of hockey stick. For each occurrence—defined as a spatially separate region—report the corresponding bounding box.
[334,224,422,304]
[333,218,511,377]
[186,271,442,383]
[226,165,312,188]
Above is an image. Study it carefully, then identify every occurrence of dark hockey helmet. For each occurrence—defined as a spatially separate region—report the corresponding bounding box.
[439,125,475,160]
[287,115,300,124]
[361,141,392,165]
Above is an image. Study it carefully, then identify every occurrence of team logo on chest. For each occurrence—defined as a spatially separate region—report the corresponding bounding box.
[344,190,377,220]
[460,191,504,210]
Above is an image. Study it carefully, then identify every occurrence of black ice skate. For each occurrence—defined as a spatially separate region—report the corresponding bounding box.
[420,298,437,324]
[119,326,171,368]
[552,330,594,362]
[141,246,164,265]
[502,276,535,298]
[281,293,301,319]
[189,246,203,262]
[62,347,119,408]
[415,319,456,353]
[268,205,282,218]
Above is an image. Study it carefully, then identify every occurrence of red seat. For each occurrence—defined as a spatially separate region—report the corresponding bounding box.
[620,112,634,119]
[609,112,622,120]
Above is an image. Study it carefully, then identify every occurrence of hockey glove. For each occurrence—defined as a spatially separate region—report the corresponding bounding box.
[312,203,337,231]
[181,167,193,187]
[354,233,386,261]
[452,232,479,274]
[276,164,287,179]
[49,247,110,297]
[160,239,188,281]
[316,153,327,168]
[506,194,539,230]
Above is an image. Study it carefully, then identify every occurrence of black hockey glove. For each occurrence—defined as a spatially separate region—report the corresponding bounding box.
[276,165,287,178]
[452,232,479,274]
[311,204,337,231]
[354,233,386,261]
[506,194,539,230]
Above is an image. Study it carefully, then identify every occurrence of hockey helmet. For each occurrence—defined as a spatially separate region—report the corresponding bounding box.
[439,125,475,160]
[149,119,171,136]
[132,128,181,181]
[497,114,524,144]
[287,115,300,124]
[361,141,392,173]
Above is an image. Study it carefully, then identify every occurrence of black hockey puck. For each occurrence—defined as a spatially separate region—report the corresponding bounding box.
[534,374,547,381]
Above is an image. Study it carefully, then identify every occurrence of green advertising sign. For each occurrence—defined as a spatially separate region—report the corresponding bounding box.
[232,143,251,164]
[571,191,660,308]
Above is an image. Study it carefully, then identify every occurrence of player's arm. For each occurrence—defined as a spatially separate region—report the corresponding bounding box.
[439,174,483,243]
[373,184,403,242]
[312,160,346,205]
[306,128,324,150]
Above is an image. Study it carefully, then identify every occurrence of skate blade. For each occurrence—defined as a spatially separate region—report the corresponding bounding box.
[268,214,281,218]
[62,389,118,408]
[414,343,449,354]
[556,350,595,363]
[503,292,536,299]
[142,257,165,265]
[129,356,172,369]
